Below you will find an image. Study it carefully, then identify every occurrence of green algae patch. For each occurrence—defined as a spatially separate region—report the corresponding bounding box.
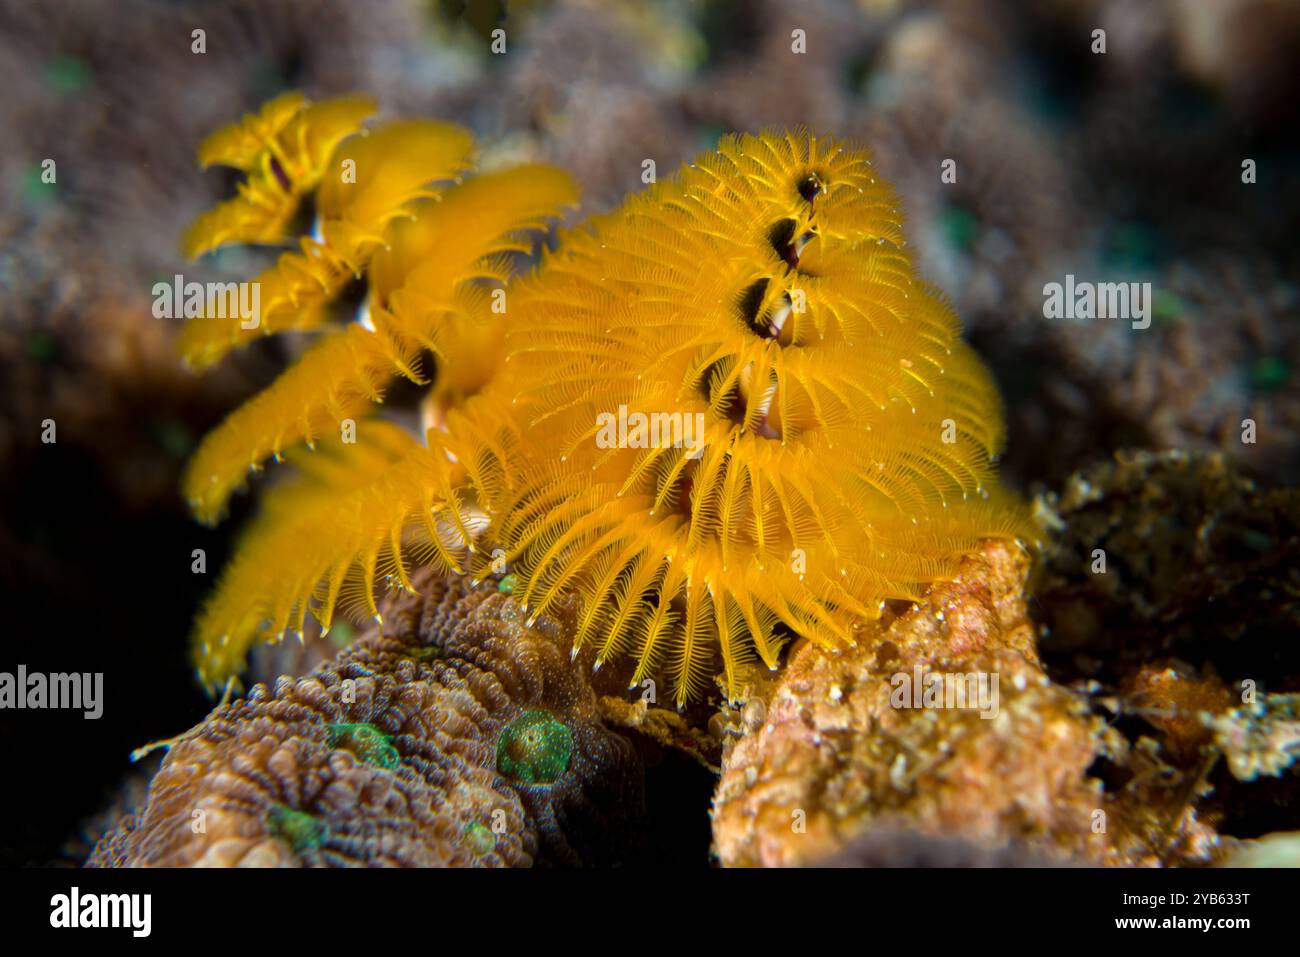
[496,710,573,785]
[462,821,497,856]
[328,722,400,769]
[266,805,328,854]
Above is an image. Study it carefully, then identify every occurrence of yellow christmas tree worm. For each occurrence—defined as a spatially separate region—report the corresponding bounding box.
[179,107,576,524]
[178,117,476,371]
[177,95,575,682]
[190,393,529,688]
[180,96,1031,705]
[183,324,404,524]
[488,130,1030,704]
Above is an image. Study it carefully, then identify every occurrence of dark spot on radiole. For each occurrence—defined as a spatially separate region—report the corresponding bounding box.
[737,278,770,335]
[269,156,292,193]
[768,219,799,269]
[797,171,823,204]
[736,277,796,345]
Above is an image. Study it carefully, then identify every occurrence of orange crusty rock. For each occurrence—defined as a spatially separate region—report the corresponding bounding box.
[710,540,1127,867]
[89,574,644,867]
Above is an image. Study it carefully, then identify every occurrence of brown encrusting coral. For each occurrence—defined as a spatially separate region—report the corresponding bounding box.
[710,540,1124,867]
[709,538,1235,868]
[89,574,644,867]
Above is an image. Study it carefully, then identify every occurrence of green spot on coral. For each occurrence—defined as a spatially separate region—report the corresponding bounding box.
[1103,222,1159,271]
[21,167,56,206]
[328,722,399,769]
[45,55,92,94]
[940,205,977,253]
[411,645,445,663]
[266,804,328,854]
[1249,356,1289,394]
[497,710,573,785]
[695,124,724,151]
[1151,289,1191,328]
[462,822,496,856]
[497,573,518,595]
[248,60,294,102]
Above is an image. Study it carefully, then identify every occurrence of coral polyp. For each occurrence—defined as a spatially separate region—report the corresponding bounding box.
[266,805,330,856]
[179,95,1029,705]
[329,722,400,769]
[497,710,574,785]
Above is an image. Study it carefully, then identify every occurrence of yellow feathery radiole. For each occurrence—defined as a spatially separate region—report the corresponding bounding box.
[178,119,476,370]
[182,324,399,523]
[191,420,452,688]
[192,91,307,170]
[190,396,524,689]
[368,163,580,407]
[182,93,377,259]
[179,128,574,523]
